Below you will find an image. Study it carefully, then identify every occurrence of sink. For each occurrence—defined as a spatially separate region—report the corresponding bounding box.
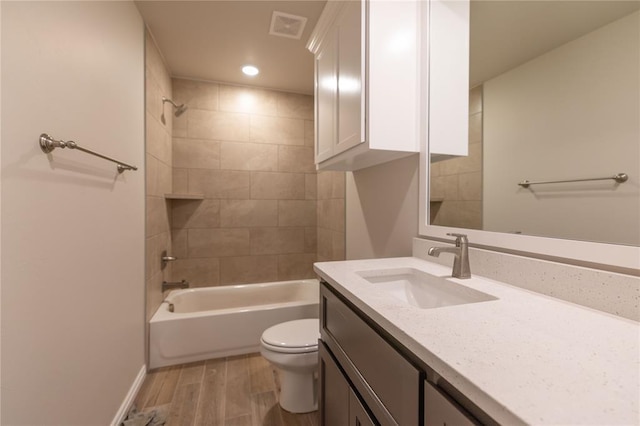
[357,267,498,309]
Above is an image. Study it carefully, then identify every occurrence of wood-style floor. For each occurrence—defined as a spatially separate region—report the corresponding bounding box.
[133,353,318,426]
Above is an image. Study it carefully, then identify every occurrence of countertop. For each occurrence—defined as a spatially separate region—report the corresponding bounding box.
[314,257,639,425]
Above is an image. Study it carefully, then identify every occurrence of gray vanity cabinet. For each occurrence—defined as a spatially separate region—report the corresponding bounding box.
[319,281,482,426]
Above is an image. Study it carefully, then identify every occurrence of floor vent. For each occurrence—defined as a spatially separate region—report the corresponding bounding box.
[269,11,308,40]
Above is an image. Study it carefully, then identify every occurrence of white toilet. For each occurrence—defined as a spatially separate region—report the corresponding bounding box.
[260,318,320,413]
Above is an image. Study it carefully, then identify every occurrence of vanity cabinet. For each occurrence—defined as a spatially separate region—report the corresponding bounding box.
[307,0,419,171]
[319,281,482,426]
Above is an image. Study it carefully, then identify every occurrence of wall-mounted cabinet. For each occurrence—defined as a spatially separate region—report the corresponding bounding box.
[307,0,420,171]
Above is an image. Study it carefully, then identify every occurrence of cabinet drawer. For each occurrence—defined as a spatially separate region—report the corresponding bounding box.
[321,284,420,425]
[424,381,477,426]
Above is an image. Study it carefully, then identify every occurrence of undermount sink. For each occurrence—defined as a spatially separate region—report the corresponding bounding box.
[357,267,498,309]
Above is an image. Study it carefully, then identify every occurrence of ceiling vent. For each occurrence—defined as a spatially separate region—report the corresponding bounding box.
[269,11,308,40]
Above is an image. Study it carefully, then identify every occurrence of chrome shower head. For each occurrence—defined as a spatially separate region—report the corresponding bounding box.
[174,104,188,117]
[162,97,188,118]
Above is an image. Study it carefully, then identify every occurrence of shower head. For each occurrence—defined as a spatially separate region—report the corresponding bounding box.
[162,97,188,118]
[174,103,188,117]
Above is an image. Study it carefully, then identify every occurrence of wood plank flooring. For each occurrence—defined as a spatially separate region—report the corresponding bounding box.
[134,353,318,426]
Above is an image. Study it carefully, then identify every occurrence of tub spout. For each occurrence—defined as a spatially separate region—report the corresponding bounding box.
[162,280,189,292]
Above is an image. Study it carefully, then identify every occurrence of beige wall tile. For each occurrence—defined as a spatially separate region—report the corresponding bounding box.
[220,142,277,172]
[220,200,278,227]
[331,231,346,261]
[317,172,332,200]
[147,154,158,197]
[317,199,331,230]
[331,171,346,199]
[188,169,250,199]
[443,174,459,199]
[146,32,171,101]
[249,115,304,146]
[173,138,220,170]
[329,199,345,233]
[158,161,172,194]
[277,92,314,120]
[171,258,220,288]
[304,228,317,253]
[430,176,446,200]
[172,199,220,229]
[147,196,170,237]
[469,112,482,144]
[250,228,304,255]
[220,256,278,285]
[188,109,249,142]
[278,253,316,281]
[278,146,315,173]
[305,174,317,200]
[146,236,157,280]
[173,109,187,138]
[173,168,188,194]
[304,120,314,147]
[219,85,278,115]
[146,69,163,121]
[173,78,219,111]
[459,172,482,201]
[147,111,172,165]
[251,172,305,200]
[172,229,188,259]
[279,200,316,227]
[430,161,442,177]
[146,272,165,322]
[469,85,483,115]
[187,228,250,257]
[316,228,332,262]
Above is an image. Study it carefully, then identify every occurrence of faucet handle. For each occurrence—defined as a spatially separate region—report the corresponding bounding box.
[446,233,468,245]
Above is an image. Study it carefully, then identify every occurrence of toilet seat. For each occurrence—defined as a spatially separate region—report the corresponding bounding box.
[261,318,319,354]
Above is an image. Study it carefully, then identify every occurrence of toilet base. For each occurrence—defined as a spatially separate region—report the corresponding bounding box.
[277,368,318,413]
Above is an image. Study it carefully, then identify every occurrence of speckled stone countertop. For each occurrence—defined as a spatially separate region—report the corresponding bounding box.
[314,257,639,425]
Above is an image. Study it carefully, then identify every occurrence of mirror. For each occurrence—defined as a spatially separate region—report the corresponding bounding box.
[428,1,640,248]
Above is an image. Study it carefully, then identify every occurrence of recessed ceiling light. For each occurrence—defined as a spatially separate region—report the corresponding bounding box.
[242,65,259,76]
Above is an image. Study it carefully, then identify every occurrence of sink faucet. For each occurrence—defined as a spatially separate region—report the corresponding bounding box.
[427,233,471,279]
[162,280,190,292]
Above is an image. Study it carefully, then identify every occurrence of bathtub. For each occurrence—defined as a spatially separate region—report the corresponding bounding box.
[149,278,319,369]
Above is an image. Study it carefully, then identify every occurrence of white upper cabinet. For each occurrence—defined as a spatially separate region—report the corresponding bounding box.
[427,0,470,161]
[307,0,420,171]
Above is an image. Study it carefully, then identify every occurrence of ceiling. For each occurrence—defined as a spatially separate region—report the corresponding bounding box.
[470,1,640,86]
[135,1,639,94]
[135,1,327,95]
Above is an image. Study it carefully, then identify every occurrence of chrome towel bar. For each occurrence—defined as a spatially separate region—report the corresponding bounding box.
[39,133,138,173]
[518,173,628,188]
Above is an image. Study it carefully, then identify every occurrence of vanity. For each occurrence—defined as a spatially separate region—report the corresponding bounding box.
[314,257,639,425]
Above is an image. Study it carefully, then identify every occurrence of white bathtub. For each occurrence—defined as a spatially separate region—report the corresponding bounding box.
[149,278,319,369]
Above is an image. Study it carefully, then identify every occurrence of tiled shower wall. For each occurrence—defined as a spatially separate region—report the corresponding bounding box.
[430,86,483,229]
[145,31,173,322]
[317,171,346,261]
[169,79,340,286]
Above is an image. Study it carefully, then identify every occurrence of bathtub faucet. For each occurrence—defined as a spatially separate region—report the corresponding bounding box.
[162,280,190,292]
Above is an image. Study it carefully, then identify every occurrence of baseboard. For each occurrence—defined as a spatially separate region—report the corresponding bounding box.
[111,364,147,426]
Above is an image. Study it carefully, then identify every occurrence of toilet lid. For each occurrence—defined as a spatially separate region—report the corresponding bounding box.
[261,318,319,353]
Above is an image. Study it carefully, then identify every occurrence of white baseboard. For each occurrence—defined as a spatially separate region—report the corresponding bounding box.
[111,364,147,426]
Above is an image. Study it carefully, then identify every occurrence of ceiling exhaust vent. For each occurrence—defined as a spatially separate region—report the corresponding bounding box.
[269,11,308,40]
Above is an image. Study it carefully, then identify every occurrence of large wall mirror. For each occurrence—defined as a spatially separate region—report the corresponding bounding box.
[421,0,640,270]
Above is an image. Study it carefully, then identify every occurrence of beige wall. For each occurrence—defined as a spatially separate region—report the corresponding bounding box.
[170,79,320,285]
[430,86,483,229]
[145,31,173,328]
[483,11,639,245]
[318,171,346,261]
[346,156,419,259]
[1,2,145,424]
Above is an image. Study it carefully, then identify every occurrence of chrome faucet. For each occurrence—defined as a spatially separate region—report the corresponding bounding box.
[427,233,471,279]
[162,280,189,292]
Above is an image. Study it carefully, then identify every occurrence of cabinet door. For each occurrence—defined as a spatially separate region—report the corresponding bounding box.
[319,342,350,425]
[424,381,476,426]
[335,0,365,155]
[315,25,338,163]
[349,389,377,426]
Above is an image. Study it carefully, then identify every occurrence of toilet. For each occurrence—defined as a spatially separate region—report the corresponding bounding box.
[260,318,320,413]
